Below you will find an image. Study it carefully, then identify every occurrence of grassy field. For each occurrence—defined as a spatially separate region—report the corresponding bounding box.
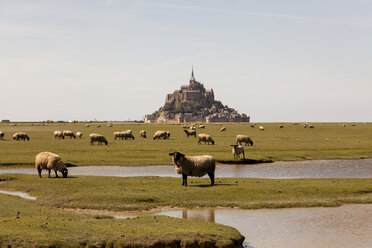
[0,122,372,166]
[1,175,372,211]
[0,194,244,248]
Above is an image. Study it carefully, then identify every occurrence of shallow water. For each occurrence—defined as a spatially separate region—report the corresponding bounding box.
[1,159,372,178]
[0,189,37,200]
[155,205,372,248]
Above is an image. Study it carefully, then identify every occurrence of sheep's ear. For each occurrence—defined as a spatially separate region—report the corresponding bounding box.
[169,152,175,156]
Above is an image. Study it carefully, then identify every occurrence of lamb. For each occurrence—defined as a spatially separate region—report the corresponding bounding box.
[13,132,30,141]
[140,130,147,138]
[184,129,196,138]
[122,130,134,140]
[76,132,82,139]
[153,131,168,140]
[235,135,253,146]
[35,152,68,178]
[231,145,245,159]
[198,133,215,145]
[89,133,108,145]
[63,130,76,139]
[198,124,205,129]
[169,151,215,186]
[259,126,264,131]
[220,127,226,132]
[0,131,4,140]
[54,131,64,139]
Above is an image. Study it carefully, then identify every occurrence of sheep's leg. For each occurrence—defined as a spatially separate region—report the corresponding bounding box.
[242,151,245,159]
[55,171,59,178]
[182,173,187,186]
[37,167,42,178]
[48,169,51,178]
[207,172,215,185]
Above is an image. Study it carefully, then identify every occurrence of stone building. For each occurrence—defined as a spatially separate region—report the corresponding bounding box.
[144,69,250,123]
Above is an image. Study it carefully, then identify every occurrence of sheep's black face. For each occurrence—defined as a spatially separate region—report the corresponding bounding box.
[62,169,68,178]
[169,151,185,163]
[211,140,215,145]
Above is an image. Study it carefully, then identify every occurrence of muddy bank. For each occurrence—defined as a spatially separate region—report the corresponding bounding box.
[1,158,371,178]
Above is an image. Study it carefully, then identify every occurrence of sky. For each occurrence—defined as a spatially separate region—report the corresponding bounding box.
[1,0,372,122]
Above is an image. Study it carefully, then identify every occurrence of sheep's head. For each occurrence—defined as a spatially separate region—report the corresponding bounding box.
[169,151,185,166]
[62,168,68,178]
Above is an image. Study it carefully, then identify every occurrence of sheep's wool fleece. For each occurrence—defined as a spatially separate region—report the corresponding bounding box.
[175,155,215,177]
[35,152,66,172]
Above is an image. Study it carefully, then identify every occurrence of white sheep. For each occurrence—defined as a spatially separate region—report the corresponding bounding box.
[122,130,134,140]
[235,135,253,146]
[89,133,108,145]
[13,132,30,141]
[63,130,76,139]
[140,130,147,138]
[198,133,215,145]
[54,131,64,139]
[198,124,205,129]
[153,130,168,140]
[231,145,245,159]
[35,152,68,178]
[76,132,82,139]
[259,126,264,131]
[169,151,216,186]
[0,131,4,140]
[114,131,123,140]
[184,129,196,138]
[220,127,226,132]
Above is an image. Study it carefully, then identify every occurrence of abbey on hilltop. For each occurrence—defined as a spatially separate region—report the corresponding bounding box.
[144,69,250,123]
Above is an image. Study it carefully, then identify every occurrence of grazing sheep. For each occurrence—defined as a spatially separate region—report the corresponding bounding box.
[184,129,196,138]
[114,131,123,140]
[153,130,168,140]
[343,124,346,127]
[54,131,64,139]
[76,132,82,139]
[140,130,147,138]
[189,125,196,130]
[89,133,108,145]
[63,130,76,139]
[351,123,355,126]
[235,135,253,146]
[35,152,68,178]
[122,130,134,140]
[169,151,215,186]
[97,124,101,128]
[12,132,29,141]
[85,124,90,127]
[107,123,113,127]
[220,127,226,132]
[198,133,215,145]
[259,126,264,131]
[279,125,284,128]
[198,124,205,129]
[250,124,255,128]
[308,125,314,128]
[231,145,245,159]
[0,131,4,140]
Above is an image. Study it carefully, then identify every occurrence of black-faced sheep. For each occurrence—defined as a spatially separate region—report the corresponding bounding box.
[220,127,226,132]
[0,131,4,140]
[184,129,196,138]
[35,152,68,178]
[235,135,253,146]
[279,125,284,128]
[198,134,215,145]
[54,131,64,139]
[169,151,215,186]
[89,133,108,145]
[122,130,134,140]
[140,130,146,138]
[13,132,29,141]
[231,145,245,159]
[259,126,264,131]
[114,131,123,140]
[198,124,205,129]
[153,130,169,140]
[63,130,76,139]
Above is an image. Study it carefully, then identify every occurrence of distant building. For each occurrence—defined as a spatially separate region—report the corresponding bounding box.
[144,68,250,123]
[2,120,10,123]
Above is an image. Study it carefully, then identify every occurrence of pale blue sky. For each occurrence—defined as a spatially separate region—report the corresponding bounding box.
[1,0,371,122]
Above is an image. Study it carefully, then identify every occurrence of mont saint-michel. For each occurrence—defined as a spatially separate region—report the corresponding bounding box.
[144,69,250,123]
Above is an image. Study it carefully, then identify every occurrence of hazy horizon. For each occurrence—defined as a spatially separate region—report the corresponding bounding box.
[1,0,372,122]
